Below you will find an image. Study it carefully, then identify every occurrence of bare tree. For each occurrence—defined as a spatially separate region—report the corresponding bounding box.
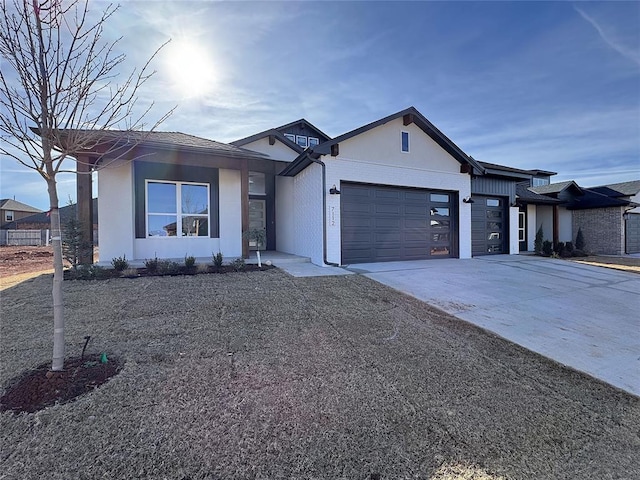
[0,0,172,372]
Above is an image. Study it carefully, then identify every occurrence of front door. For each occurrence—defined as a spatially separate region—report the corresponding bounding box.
[518,209,527,251]
[248,199,266,250]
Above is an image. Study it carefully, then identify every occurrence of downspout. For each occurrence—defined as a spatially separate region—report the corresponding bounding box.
[308,155,340,267]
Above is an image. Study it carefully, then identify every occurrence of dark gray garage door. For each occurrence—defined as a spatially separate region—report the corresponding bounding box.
[341,183,455,264]
[471,196,507,256]
[626,213,640,254]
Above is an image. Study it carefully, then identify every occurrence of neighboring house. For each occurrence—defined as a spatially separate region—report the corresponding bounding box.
[3,199,99,244]
[520,180,640,255]
[0,199,43,228]
[49,107,638,265]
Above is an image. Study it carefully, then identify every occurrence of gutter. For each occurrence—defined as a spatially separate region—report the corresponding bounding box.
[307,153,340,267]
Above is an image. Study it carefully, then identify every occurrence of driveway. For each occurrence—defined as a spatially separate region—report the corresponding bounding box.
[349,255,640,396]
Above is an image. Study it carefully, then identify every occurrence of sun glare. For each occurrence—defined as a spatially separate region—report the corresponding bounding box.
[165,39,217,99]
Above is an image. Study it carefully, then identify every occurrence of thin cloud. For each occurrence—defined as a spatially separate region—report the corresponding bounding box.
[574,6,640,67]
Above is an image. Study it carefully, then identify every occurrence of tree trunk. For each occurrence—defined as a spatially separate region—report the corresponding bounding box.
[47,179,65,372]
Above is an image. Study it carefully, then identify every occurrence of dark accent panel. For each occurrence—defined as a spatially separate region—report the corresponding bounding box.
[341,182,457,264]
[471,195,508,256]
[331,144,339,157]
[403,114,414,126]
[134,161,219,239]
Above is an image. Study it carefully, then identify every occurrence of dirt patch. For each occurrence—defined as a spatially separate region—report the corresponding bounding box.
[0,245,58,277]
[569,255,640,274]
[1,354,122,414]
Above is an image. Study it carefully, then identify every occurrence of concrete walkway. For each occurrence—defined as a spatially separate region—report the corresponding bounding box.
[349,255,640,396]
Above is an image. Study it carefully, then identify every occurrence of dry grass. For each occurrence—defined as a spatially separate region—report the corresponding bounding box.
[569,255,640,274]
[1,270,638,479]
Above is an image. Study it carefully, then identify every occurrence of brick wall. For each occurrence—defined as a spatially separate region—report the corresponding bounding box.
[572,207,625,255]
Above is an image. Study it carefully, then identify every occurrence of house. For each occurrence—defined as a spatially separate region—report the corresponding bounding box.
[0,199,42,228]
[55,107,638,265]
[2,199,99,244]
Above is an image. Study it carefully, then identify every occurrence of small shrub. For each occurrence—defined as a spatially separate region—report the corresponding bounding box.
[565,241,574,253]
[157,259,181,275]
[111,255,129,271]
[184,255,196,268]
[196,263,210,274]
[542,240,553,256]
[145,256,159,273]
[534,226,544,255]
[213,252,223,268]
[554,242,565,256]
[69,264,108,280]
[231,258,246,272]
[575,228,585,251]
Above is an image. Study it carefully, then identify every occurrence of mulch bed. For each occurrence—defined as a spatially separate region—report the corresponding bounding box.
[0,354,122,414]
[64,263,275,280]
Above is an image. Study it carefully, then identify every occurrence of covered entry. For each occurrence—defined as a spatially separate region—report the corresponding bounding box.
[340,183,456,264]
[471,195,508,255]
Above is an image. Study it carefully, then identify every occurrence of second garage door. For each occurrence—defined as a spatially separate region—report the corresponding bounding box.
[341,183,456,264]
[471,195,507,256]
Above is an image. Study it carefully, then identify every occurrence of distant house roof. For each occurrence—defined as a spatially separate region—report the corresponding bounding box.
[2,199,98,229]
[281,106,484,177]
[0,199,43,213]
[530,180,583,196]
[515,184,561,205]
[589,180,640,198]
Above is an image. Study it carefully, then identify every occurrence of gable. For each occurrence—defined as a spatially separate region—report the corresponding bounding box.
[239,136,300,162]
[333,117,462,174]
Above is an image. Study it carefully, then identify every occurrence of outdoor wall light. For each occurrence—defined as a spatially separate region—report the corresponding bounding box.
[462,197,474,203]
[329,185,340,195]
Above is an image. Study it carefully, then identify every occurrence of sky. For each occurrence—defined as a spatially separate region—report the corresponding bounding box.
[1,0,639,211]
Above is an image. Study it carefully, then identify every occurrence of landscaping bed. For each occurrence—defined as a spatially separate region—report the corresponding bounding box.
[1,270,638,479]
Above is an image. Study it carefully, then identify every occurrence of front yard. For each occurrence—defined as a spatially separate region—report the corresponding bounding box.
[1,269,638,479]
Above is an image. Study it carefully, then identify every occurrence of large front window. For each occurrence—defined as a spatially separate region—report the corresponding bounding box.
[146,181,209,237]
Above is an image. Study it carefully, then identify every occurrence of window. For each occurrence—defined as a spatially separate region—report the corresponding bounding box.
[532,177,550,187]
[486,198,501,207]
[430,193,449,203]
[5,211,14,222]
[308,137,319,148]
[284,133,296,143]
[401,131,409,153]
[249,171,266,195]
[296,135,308,148]
[146,181,209,237]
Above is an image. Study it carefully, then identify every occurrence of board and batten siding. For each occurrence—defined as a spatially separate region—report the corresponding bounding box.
[471,177,517,204]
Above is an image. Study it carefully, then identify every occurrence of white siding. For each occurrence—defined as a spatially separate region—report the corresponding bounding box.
[275,176,295,254]
[218,169,242,257]
[537,205,554,243]
[97,160,134,261]
[292,163,324,265]
[509,206,519,254]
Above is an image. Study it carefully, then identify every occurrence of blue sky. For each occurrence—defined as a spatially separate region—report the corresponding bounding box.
[1,1,639,211]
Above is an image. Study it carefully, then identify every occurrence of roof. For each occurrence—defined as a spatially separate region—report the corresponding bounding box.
[272,118,332,142]
[478,161,556,179]
[565,189,634,210]
[515,184,562,205]
[281,107,484,177]
[530,180,583,195]
[33,128,268,159]
[2,199,98,228]
[0,199,43,213]
[589,180,640,198]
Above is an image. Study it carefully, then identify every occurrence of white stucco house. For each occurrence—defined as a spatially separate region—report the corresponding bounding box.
[63,106,639,266]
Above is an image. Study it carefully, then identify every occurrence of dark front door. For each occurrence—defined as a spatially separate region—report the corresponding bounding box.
[471,196,507,256]
[340,183,456,264]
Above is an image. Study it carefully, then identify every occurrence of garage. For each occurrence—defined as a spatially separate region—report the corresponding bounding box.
[626,213,640,254]
[471,195,507,256]
[341,183,456,264]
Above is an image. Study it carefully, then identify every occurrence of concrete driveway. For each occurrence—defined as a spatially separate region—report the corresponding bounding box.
[349,255,640,396]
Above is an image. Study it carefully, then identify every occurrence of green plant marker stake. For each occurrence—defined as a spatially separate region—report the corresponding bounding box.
[100,352,108,364]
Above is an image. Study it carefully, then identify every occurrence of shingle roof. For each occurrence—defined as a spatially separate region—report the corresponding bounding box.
[515,184,561,205]
[230,129,304,153]
[589,180,640,198]
[530,181,582,195]
[565,189,633,210]
[35,129,268,159]
[0,199,43,213]
[478,161,556,178]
